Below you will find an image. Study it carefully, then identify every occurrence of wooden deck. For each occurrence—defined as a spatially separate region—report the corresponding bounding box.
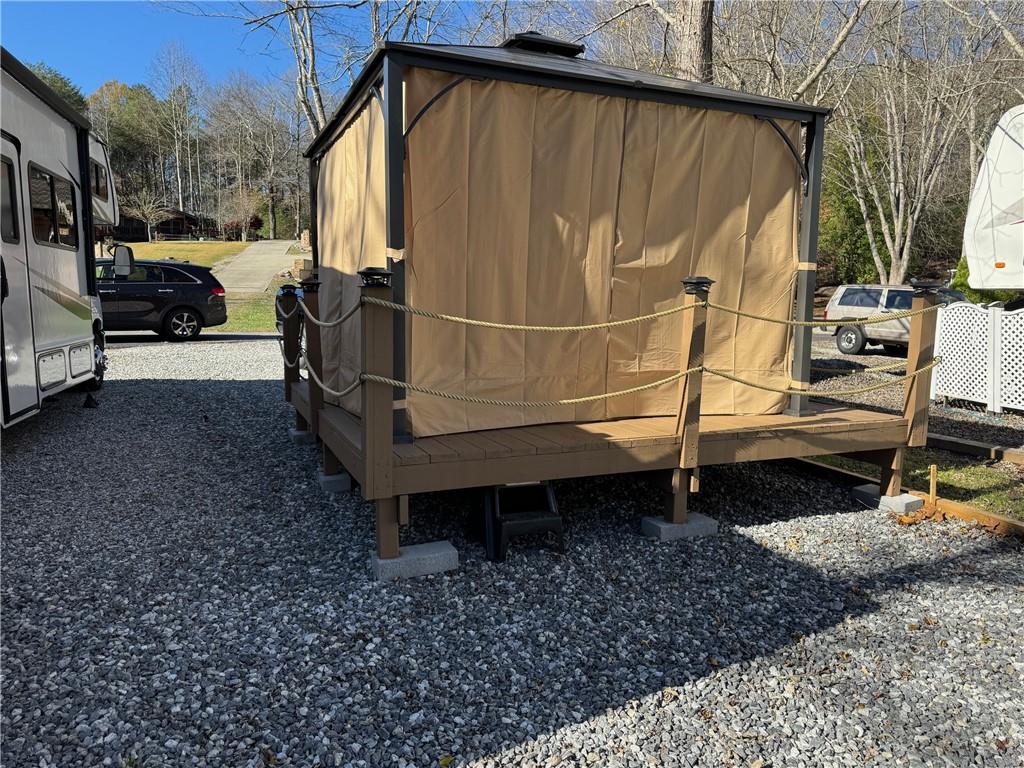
[292,383,909,496]
[279,278,938,560]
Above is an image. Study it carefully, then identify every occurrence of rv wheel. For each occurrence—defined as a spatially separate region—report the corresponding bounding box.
[82,330,105,391]
[164,308,203,341]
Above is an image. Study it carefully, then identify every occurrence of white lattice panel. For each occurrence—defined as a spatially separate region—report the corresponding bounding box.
[932,304,992,407]
[999,309,1024,411]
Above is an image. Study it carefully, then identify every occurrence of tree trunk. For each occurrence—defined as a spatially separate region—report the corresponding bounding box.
[269,186,277,240]
[675,0,714,84]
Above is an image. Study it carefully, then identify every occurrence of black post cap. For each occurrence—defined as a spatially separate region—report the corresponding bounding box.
[299,278,321,294]
[359,267,393,287]
[910,279,943,296]
[682,276,715,295]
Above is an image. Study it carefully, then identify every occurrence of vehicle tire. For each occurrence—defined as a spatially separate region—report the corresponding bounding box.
[882,343,906,357]
[163,307,203,341]
[79,328,105,391]
[836,325,866,355]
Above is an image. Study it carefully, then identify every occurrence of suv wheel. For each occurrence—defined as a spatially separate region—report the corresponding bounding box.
[164,308,202,341]
[836,325,866,355]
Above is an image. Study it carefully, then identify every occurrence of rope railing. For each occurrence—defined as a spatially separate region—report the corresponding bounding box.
[275,297,362,328]
[279,329,940,407]
[706,300,940,327]
[280,291,940,333]
[361,369,696,407]
[809,358,909,374]
[361,295,697,332]
[306,358,362,399]
[704,358,941,398]
[299,298,361,328]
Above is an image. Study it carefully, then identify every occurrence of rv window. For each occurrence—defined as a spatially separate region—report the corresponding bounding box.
[28,165,78,249]
[29,167,54,243]
[53,176,77,247]
[90,160,108,202]
[1,158,17,244]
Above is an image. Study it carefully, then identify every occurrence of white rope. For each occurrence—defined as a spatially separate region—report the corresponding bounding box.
[298,298,361,328]
[362,295,697,331]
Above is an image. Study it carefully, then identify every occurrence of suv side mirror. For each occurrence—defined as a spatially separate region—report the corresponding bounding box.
[112,244,134,277]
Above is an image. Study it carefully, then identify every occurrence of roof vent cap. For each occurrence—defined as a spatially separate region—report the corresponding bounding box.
[500,31,584,58]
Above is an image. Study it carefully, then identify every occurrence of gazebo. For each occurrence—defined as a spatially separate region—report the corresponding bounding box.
[279,33,939,578]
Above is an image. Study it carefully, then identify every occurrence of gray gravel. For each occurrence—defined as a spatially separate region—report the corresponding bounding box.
[2,339,1022,767]
[811,333,1024,448]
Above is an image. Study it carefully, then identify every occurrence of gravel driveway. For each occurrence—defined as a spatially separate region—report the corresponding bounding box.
[810,333,1024,448]
[2,340,1022,767]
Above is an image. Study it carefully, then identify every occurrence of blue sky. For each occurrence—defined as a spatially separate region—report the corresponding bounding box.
[1,1,296,94]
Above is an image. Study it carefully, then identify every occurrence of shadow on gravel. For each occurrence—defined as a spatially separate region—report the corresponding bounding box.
[3,376,1021,766]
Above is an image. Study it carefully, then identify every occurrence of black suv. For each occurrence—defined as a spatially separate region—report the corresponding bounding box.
[96,259,227,340]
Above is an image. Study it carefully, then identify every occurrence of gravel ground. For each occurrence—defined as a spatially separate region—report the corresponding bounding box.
[2,339,1022,768]
[810,333,1024,448]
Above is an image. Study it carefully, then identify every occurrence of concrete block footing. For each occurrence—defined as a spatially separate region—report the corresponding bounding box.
[881,493,925,514]
[642,513,719,541]
[318,470,352,494]
[288,428,316,445]
[850,483,924,514]
[371,541,459,580]
[850,483,882,508]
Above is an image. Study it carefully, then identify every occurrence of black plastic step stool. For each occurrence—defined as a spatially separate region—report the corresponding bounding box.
[484,481,564,562]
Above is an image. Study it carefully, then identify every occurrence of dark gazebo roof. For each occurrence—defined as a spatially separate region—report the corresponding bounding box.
[306,32,828,158]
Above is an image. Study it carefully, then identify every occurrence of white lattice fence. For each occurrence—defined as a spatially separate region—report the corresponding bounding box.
[931,303,1024,413]
[1000,309,1024,411]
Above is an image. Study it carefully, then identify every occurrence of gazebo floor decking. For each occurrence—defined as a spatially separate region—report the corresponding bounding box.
[290,380,908,496]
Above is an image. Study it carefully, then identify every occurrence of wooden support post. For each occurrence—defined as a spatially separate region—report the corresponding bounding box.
[398,495,410,526]
[664,468,691,524]
[323,443,342,476]
[904,283,940,447]
[666,276,713,523]
[280,285,299,401]
[301,280,323,439]
[879,447,904,497]
[360,267,395,500]
[361,266,398,558]
[375,497,400,559]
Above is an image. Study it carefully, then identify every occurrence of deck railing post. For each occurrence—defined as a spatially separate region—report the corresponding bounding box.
[666,276,713,524]
[904,281,941,447]
[280,284,299,402]
[300,279,323,439]
[359,267,398,559]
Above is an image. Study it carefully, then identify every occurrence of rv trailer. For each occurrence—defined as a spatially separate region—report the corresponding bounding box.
[963,104,1024,291]
[1,47,124,428]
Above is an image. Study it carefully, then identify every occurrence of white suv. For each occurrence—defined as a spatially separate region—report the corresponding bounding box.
[822,284,966,355]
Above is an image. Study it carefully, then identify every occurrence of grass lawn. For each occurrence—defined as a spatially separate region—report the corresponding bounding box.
[817,447,1024,520]
[127,241,248,269]
[212,278,287,334]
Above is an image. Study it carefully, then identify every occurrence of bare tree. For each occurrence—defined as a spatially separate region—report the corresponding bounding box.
[831,2,1001,284]
[123,189,173,241]
[150,42,205,212]
[649,0,715,81]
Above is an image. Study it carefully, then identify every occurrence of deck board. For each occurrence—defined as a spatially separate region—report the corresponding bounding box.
[395,402,905,466]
